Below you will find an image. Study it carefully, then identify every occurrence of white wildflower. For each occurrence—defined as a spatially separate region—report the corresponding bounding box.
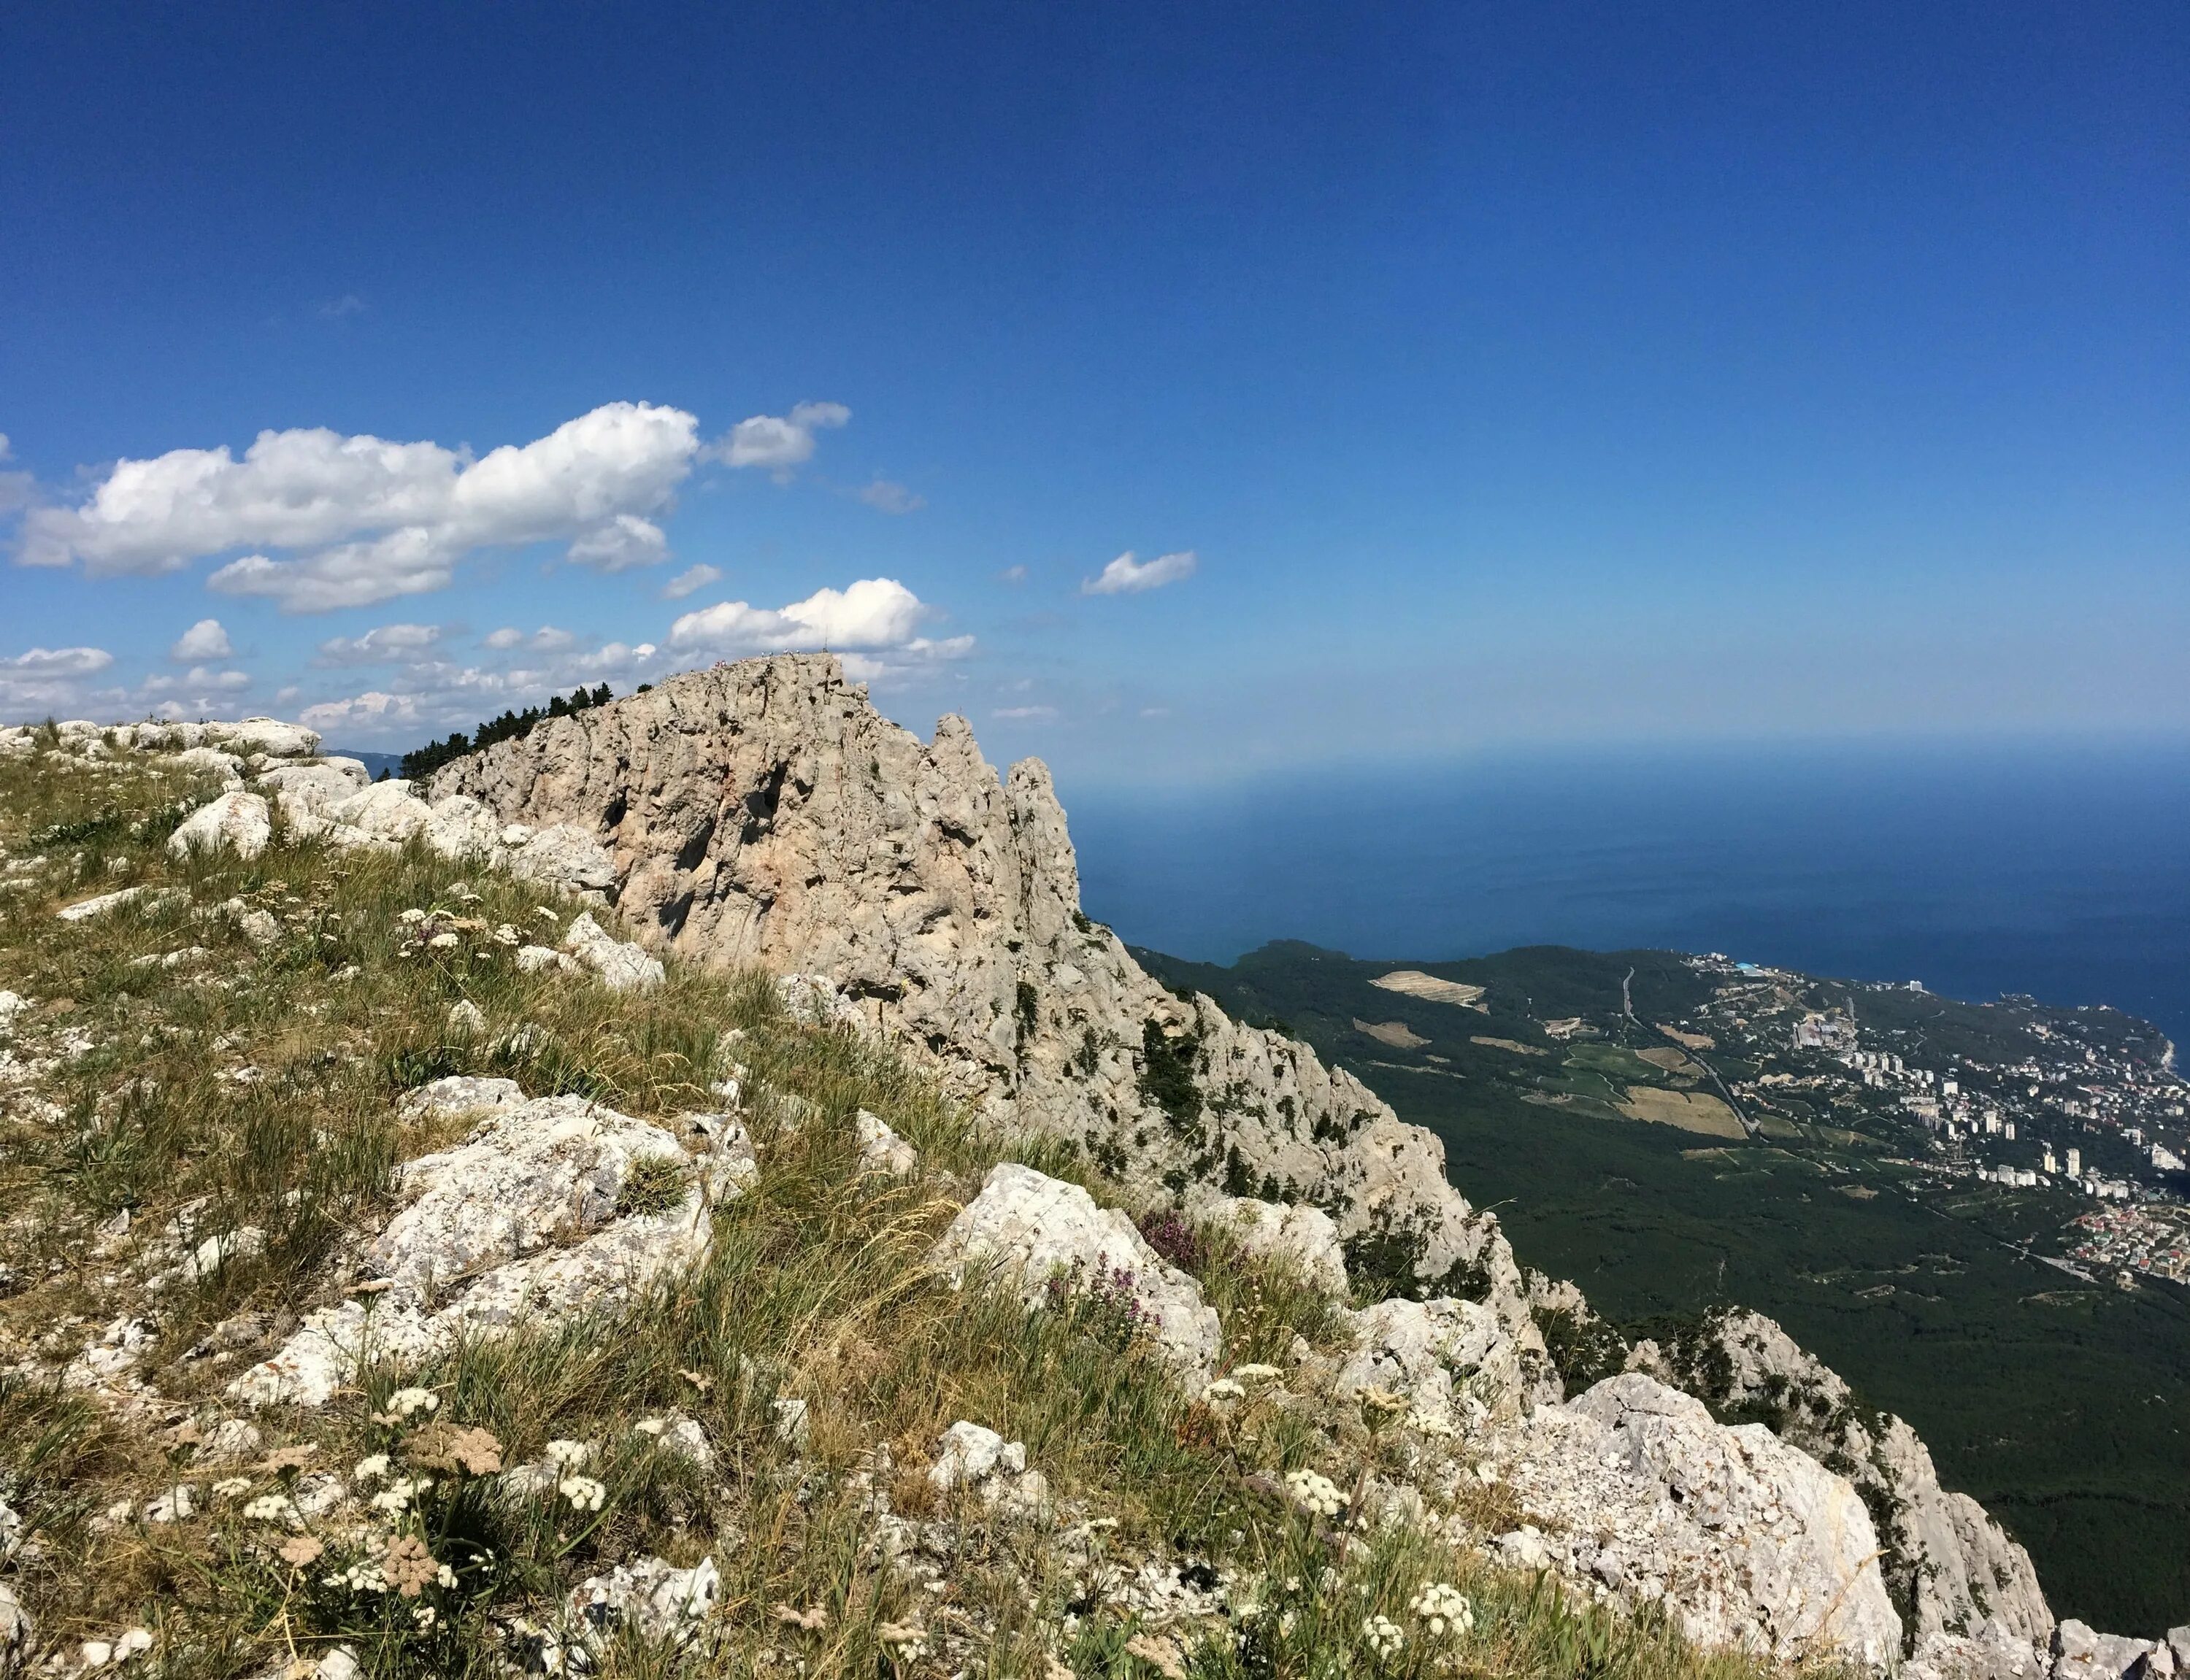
[1284,1468,1345,1519]
[210,1476,253,1500]
[1202,1378,1245,1403]
[1232,1363,1283,1384]
[544,1438,591,1468]
[558,1475,606,1512]
[398,909,427,925]
[1408,1584,1474,1638]
[412,1607,437,1630]
[352,1453,391,1483]
[240,1495,295,1523]
[369,1476,431,1514]
[1362,1614,1405,1660]
[386,1386,439,1417]
[429,932,459,950]
[1407,1407,1459,1439]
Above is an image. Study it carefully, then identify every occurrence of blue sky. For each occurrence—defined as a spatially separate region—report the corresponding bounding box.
[3,1,2183,785]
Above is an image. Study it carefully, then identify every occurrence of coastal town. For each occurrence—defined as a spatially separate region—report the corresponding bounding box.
[1664,954,2190,1284]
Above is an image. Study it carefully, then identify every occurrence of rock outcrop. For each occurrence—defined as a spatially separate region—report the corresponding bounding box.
[1483,1373,1903,1665]
[932,1163,1222,1382]
[429,655,1534,1344]
[1629,1309,2053,1660]
[234,1085,753,1407]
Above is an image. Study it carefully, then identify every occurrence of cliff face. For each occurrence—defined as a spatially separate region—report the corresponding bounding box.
[431,655,1530,1336]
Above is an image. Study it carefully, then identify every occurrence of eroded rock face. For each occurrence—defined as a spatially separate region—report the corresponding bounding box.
[1336,1295,1525,1422]
[428,655,1532,1338]
[931,1163,1221,1382]
[1486,1373,1903,1666]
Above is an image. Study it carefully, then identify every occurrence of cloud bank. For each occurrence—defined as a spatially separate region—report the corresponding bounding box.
[18,401,701,611]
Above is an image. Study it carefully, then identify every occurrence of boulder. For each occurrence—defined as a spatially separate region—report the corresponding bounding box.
[212,718,320,758]
[931,1163,1221,1381]
[327,780,432,845]
[233,1094,731,1407]
[256,763,368,822]
[2055,1622,2157,1680]
[0,1580,28,1678]
[1194,1194,1348,1293]
[856,1109,918,1176]
[562,912,664,992]
[168,792,272,861]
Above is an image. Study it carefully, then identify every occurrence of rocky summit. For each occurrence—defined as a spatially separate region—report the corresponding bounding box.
[0,665,2181,1680]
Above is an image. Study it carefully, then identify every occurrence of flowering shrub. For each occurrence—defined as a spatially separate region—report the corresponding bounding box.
[1134,1207,1204,1272]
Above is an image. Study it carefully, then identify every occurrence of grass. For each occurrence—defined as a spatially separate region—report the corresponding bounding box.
[0,741,1821,1680]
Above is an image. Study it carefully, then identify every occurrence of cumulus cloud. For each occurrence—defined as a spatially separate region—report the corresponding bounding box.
[666,577,932,655]
[483,626,573,653]
[317,623,442,664]
[661,563,721,599]
[20,401,700,612]
[299,690,423,731]
[4,646,113,679]
[0,645,118,721]
[1082,550,1197,596]
[565,512,669,571]
[169,618,233,661]
[856,478,924,515]
[145,666,251,695]
[706,401,850,476]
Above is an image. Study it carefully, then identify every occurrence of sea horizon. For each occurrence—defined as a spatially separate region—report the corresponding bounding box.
[1066,731,2190,1049]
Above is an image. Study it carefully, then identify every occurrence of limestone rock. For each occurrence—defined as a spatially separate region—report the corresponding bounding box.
[426,654,1534,1346]
[0,1579,29,1678]
[233,1093,730,1407]
[566,1555,721,1651]
[254,763,365,822]
[2055,1622,2158,1680]
[396,1075,525,1122]
[562,912,664,992]
[1481,1373,1902,1666]
[56,886,153,922]
[327,780,433,845]
[1194,1194,1348,1293]
[1336,1295,1524,1422]
[856,1108,918,1176]
[931,1163,1221,1381]
[1632,1309,2053,1652]
[167,792,272,860]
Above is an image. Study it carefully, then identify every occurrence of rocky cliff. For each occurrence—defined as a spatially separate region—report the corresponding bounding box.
[420,653,2105,1671]
[430,655,1531,1338]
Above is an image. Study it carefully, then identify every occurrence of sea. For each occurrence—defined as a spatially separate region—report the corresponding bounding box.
[1067,735,2190,1049]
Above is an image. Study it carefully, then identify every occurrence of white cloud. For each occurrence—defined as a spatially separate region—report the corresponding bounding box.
[1082,550,1197,596]
[564,512,669,571]
[320,294,366,319]
[21,401,700,612]
[169,617,233,661]
[667,577,933,655]
[4,646,113,679]
[317,623,442,664]
[145,666,251,695]
[707,401,850,475]
[996,564,1027,585]
[0,434,36,516]
[661,563,721,599]
[856,478,924,515]
[531,626,576,652]
[482,625,572,653]
[299,690,423,731]
[0,645,116,720]
[993,704,1058,720]
[483,627,526,650]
